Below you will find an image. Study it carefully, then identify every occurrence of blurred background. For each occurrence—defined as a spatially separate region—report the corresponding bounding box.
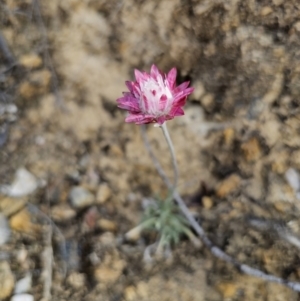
[1,0,300,300]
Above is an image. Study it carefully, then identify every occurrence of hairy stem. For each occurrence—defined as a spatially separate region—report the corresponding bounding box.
[140,124,300,293]
[160,123,179,190]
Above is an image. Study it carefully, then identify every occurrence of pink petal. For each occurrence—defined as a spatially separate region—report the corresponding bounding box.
[167,68,177,88]
[174,97,186,107]
[169,106,185,117]
[156,116,167,125]
[150,64,160,78]
[159,94,168,111]
[117,95,139,104]
[134,69,145,82]
[131,83,142,98]
[117,103,140,113]
[125,81,132,92]
[173,87,194,103]
[125,114,154,124]
[174,81,190,93]
[141,94,149,111]
[135,117,155,124]
[173,107,184,116]
[117,96,140,112]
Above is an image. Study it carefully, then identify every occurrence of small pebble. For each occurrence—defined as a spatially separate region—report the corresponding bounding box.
[0,261,15,299]
[10,294,34,301]
[19,54,42,68]
[51,204,76,222]
[223,128,235,148]
[96,183,112,204]
[125,224,143,241]
[0,168,38,197]
[285,168,300,192]
[202,196,213,209]
[83,206,99,230]
[0,196,27,217]
[201,93,215,112]
[94,258,126,285]
[69,186,95,209]
[67,272,86,289]
[14,273,32,294]
[216,282,238,299]
[99,232,116,247]
[192,80,205,101]
[260,6,273,16]
[216,174,241,198]
[97,219,117,232]
[272,0,284,5]
[241,137,261,162]
[9,208,39,235]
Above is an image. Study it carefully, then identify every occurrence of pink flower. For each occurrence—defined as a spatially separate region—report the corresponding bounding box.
[117,64,194,125]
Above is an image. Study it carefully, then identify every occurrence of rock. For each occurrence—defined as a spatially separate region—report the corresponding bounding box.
[259,118,280,147]
[223,128,235,148]
[285,168,300,193]
[0,213,10,245]
[241,137,261,162]
[83,206,99,230]
[271,151,288,174]
[51,204,76,222]
[98,232,116,247]
[9,208,39,235]
[0,196,27,217]
[272,0,284,6]
[94,254,126,285]
[260,6,273,16]
[261,73,284,105]
[0,168,38,197]
[274,200,293,213]
[97,219,117,232]
[216,282,238,299]
[14,273,32,294]
[66,272,86,289]
[125,285,139,301]
[201,93,215,112]
[202,196,213,209]
[216,174,241,198]
[10,294,34,301]
[69,186,95,209]
[19,69,51,99]
[19,54,42,69]
[125,224,144,241]
[294,22,300,32]
[192,80,205,101]
[0,261,15,300]
[96,183,112,204]
[16,249,28,266]
[291,150,300,170]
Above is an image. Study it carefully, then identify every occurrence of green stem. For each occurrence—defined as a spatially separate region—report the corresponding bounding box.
[160,123,179,191]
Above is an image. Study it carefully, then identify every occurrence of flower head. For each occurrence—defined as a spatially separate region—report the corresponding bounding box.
[117,64,194,125]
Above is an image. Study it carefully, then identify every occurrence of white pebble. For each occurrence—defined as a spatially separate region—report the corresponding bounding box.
[69,186,95,208]
[1,168,38,197]
[14,273,32,294]
[10,294,34,301]
[285,168,300,192]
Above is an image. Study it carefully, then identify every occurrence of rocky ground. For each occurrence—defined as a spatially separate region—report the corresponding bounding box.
[1,0,300,300]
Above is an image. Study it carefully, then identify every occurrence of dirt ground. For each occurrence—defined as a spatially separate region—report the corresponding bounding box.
[1,0,300,300]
